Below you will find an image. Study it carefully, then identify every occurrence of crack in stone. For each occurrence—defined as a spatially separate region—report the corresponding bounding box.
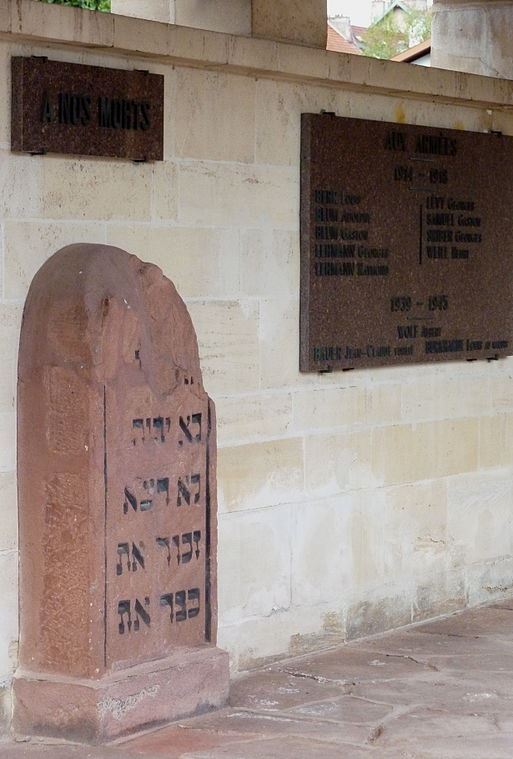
[283,669,355,693]
[384,653,439,671]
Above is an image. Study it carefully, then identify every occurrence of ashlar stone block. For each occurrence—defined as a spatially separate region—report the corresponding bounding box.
[252,0,327,48]
[14,244,228,742]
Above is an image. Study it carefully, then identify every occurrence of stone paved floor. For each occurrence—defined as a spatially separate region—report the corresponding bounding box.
[2,599,513,758]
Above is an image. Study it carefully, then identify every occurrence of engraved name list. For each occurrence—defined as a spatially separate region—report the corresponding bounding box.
[300,114,513,372]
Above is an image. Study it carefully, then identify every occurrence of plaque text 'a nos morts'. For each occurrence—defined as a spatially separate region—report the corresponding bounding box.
[15,245,228,741]
[11,57,164,160]
[300,114,513,372]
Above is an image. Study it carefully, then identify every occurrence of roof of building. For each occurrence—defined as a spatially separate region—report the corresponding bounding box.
[326,22,362,55]
[391,37,431,62]
[373,1,412,26]
[351,25,368,40]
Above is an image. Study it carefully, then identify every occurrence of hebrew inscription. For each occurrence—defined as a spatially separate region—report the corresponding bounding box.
[106,381,211,664]
[16,244,228,739]
[18,244,218,680]
[300,114,513,371]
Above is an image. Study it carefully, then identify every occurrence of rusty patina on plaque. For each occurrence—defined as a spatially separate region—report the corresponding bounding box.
[11,57,163,160]
[300,113,513,372]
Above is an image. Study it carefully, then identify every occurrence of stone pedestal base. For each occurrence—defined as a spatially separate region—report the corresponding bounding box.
[13,646,229,743]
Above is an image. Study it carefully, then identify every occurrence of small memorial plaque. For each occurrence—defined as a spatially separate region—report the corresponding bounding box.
[11,57,164,160]
[300,113,513,372]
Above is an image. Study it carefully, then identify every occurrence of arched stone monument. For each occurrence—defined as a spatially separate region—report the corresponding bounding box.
[14,244,229,742]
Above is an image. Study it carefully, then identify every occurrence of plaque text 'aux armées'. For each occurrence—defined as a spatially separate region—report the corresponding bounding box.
[300,113,513,372]
[11,57,164,161]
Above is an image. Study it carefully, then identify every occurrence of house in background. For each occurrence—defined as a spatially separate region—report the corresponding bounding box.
[328,0,432,60]
[326,16,362,55]
[392,37,431,65]
[371,0,430,34]
[372,0,432,22]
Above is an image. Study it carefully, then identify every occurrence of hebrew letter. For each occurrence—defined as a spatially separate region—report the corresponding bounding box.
[177,474,201,507]
[191,473,201,504]
[157,478,170,506]
[177,477,191,507]
[132,419,145,446]
[193,530,201,559]
[178,413,202,446]
[181,533,193,564]
[160,593,174,623]
[172,535,181,565]
[123,487,137,514]
[116,543,130,575]
[156,537,171,566]
[118,600,132,634]
[134,597,151,631]
[131,542,145,572]
[188,588,200,619]
[175,590,187,622]
[153,417,165,443]
[140,479,155,511]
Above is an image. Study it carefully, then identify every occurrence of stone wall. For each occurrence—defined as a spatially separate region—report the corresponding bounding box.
[432,0,513,78]
[111,0,252,36]
[110,0,326,46]
[1,0,513,724]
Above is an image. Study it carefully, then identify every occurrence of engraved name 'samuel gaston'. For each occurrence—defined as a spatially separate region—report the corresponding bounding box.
[16,245,227,739]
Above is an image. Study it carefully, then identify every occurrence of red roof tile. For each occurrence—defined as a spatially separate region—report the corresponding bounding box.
[351,25,368,39]
[326,23,362,55]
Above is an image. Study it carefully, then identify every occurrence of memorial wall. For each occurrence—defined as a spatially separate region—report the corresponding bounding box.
[1,0,513,730]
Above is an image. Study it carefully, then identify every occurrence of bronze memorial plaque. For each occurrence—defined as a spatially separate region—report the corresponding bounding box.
[300,113,513,372]
[11,57,164,160]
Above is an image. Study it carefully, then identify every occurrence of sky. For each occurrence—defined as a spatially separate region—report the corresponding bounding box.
[327,0,373,26]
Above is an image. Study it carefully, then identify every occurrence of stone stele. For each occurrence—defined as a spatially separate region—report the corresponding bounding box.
[14,244,229,742]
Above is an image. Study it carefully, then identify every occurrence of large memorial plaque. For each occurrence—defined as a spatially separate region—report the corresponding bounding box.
[11,57,163,160]
[300,113,513,372]
[15,245,228,741]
